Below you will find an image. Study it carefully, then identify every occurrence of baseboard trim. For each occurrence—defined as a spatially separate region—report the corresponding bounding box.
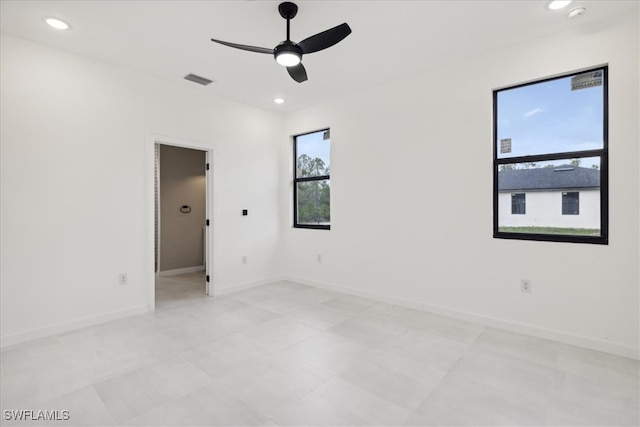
[214,276,285,296]
[3,275,636,360]
[418,301,639,360]
[286,275,424,311]
[0,304,149,350]
[156,266,205,277]
[283,275,639,360]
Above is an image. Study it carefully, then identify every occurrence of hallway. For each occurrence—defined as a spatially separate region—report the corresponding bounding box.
[155,271,206,310]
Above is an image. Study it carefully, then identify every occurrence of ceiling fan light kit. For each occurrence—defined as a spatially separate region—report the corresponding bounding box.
[274,42,302,67]
[210,1,351,83]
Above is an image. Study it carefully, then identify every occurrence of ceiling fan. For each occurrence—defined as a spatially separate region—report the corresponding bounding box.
[210,2,351,83]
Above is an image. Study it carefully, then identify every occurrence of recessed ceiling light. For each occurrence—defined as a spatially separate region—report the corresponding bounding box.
[567,7,586,19]
[547,0,573,10]
[274,98,285,104]
[45,17,70,30]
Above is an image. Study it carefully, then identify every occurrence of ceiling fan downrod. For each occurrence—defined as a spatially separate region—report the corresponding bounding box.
[279,2,297,41]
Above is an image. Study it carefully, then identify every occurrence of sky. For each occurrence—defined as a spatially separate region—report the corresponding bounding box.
[295,73,604,171]
[496,70,604,168]
[296,130,330,169]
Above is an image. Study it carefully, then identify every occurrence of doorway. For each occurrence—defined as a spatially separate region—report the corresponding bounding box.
[153,142,212,309]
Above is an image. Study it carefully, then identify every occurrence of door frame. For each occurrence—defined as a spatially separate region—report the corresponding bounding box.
[147,134,216,311]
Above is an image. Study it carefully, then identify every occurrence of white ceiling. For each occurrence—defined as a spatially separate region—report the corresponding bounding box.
[1,1,636,113]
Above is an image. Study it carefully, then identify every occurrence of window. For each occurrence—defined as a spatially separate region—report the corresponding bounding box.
[494,66,607,244]
[562,192,579,215]
[511,193,526,215]
[293,129,330,229]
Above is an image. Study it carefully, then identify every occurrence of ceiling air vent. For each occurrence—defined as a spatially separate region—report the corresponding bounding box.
[184,74,214,86]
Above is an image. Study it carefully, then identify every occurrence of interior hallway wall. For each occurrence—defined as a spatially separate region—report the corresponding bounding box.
[159,145,206,272]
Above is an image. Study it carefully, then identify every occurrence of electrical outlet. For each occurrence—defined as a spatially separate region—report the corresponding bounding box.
[521,279,531,293]
[317,254,322,263]
[242,256,247,265]
[118,273,128,285]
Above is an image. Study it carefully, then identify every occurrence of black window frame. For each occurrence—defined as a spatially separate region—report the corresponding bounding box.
[493,66,608,245]
[562,191,580,215]
[293,128,331,230]
[511,193,526,215]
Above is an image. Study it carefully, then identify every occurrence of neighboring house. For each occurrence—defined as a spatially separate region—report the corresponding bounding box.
[498,165,600,229]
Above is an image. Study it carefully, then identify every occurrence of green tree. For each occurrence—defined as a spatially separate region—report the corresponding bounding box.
[297,155,330,224]
[297,154,330,177]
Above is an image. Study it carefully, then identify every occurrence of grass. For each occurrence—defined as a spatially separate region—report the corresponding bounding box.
[499,226,600,236]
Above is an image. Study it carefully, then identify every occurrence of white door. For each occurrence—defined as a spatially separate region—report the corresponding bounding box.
[205,151,211,296]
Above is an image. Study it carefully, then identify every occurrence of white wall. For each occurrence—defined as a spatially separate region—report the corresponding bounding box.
[2,11,638,358]
[281,12,639,357]
[498,189,600,229]
[0,34,283,344]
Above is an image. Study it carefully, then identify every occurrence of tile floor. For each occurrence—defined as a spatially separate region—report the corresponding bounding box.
[155,272,208,310]
[1,273,638,426]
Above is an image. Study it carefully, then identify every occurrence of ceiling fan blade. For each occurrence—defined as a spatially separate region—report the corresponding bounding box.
[210,38,274,54]
[298,23,351,54]
[287,63,308,83]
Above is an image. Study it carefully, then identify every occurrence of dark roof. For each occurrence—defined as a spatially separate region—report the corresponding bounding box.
[498,165,600,191]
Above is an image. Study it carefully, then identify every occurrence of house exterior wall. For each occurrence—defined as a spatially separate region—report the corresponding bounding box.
[498,189,600,229]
